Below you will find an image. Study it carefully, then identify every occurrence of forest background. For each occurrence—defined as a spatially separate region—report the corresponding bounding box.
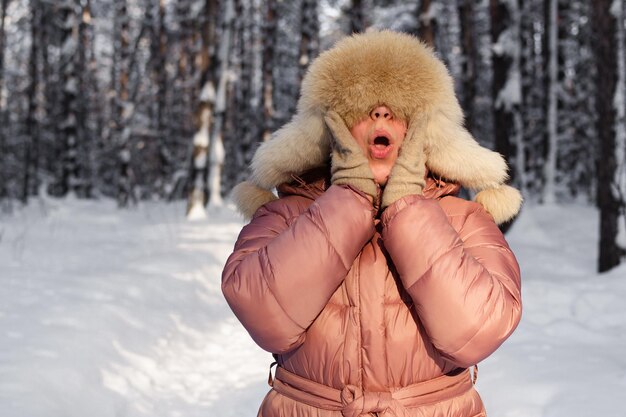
[1,0,625,273]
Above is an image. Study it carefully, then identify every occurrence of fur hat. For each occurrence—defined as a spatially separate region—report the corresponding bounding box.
[232,30,522,224]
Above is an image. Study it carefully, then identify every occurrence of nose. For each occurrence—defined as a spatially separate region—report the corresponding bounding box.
[370,105,393,121]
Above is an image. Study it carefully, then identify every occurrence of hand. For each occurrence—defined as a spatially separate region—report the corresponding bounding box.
[381,113,427,209]
[324,111,378,201]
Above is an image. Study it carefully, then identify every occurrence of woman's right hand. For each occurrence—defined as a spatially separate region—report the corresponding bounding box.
[324,111,378,201]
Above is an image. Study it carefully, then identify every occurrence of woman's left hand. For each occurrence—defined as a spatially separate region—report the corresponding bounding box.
[381,113,428,208]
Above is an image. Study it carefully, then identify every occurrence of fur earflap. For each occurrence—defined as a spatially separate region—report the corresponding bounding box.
[423,111,508,190]
[475,185,523,225]
[251,110,331,190]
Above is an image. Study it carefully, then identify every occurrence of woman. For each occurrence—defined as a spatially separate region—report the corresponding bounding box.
[222,30,522,417]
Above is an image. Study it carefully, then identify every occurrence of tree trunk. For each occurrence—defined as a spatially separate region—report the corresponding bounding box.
[173,0,197,157]
[0,0,6,113]
[157,0,168,180]
[23,0,40,203]
[542,0,558,204]
[419,0,436,47]
[519,0,546,197]
[113,0,133,207]
[592,0,625,272]
[491,0,513,166]
[0,0,6,110]
[299,0,319,83]
[558,0,596,201]
[223,0,264,194]
[349,0,366,33]
[186,0,218,218]
[41,0,59,194]
[272,0,302,129]
[208,0,235,206]
[469,0,495,150]
[458,0,476,133]
[490,0,524,193]
[147,0,171,199]
[0,0,8,201]
[261,0,276,142]
[612,0,626,256]
[76,0,94,198]
[490,0,524,232]
[57,1,81,198]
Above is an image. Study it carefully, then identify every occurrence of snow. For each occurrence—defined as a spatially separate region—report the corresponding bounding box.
[186,200,207,220]
[1,199,626,417]
[0,198,267,417]
[481,204,626,417]
[199,82,215,104]
[193,124,209,149]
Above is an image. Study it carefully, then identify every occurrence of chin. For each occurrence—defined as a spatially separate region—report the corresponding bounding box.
[371,167,392,186]
[374,176,389,186]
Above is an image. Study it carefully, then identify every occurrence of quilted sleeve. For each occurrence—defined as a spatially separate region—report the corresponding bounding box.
[222,185,375,353]
[381,194,521,368]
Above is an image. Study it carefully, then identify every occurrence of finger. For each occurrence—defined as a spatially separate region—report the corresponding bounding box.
[324,111,351,140]
[404,112,428,145]
[324,111,362,154]
[396,113,427,161]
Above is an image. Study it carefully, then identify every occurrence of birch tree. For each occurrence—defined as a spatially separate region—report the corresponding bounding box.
[614,0,626,264]
[207,0,234,206]
[592,0,626,272]
[186,0,218,218]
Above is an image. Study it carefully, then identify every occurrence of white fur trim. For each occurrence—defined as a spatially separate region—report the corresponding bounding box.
[425,111,508,190]
[231,181,278,220]
[474,185,523,225]
[251,110,330,189]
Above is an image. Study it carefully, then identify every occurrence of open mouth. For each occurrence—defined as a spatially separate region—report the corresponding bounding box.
[369,133,393,159]
[373,136,390,147]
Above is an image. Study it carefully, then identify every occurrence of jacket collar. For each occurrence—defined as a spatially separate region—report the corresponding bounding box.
[277,168,460,201]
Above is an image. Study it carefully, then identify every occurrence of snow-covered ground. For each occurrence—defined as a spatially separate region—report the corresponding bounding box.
[0,197,624,417]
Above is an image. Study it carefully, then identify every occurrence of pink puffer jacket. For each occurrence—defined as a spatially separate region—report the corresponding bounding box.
[222,172,521,417]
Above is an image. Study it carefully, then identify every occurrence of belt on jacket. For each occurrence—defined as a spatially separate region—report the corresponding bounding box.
[269,365,475,417]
